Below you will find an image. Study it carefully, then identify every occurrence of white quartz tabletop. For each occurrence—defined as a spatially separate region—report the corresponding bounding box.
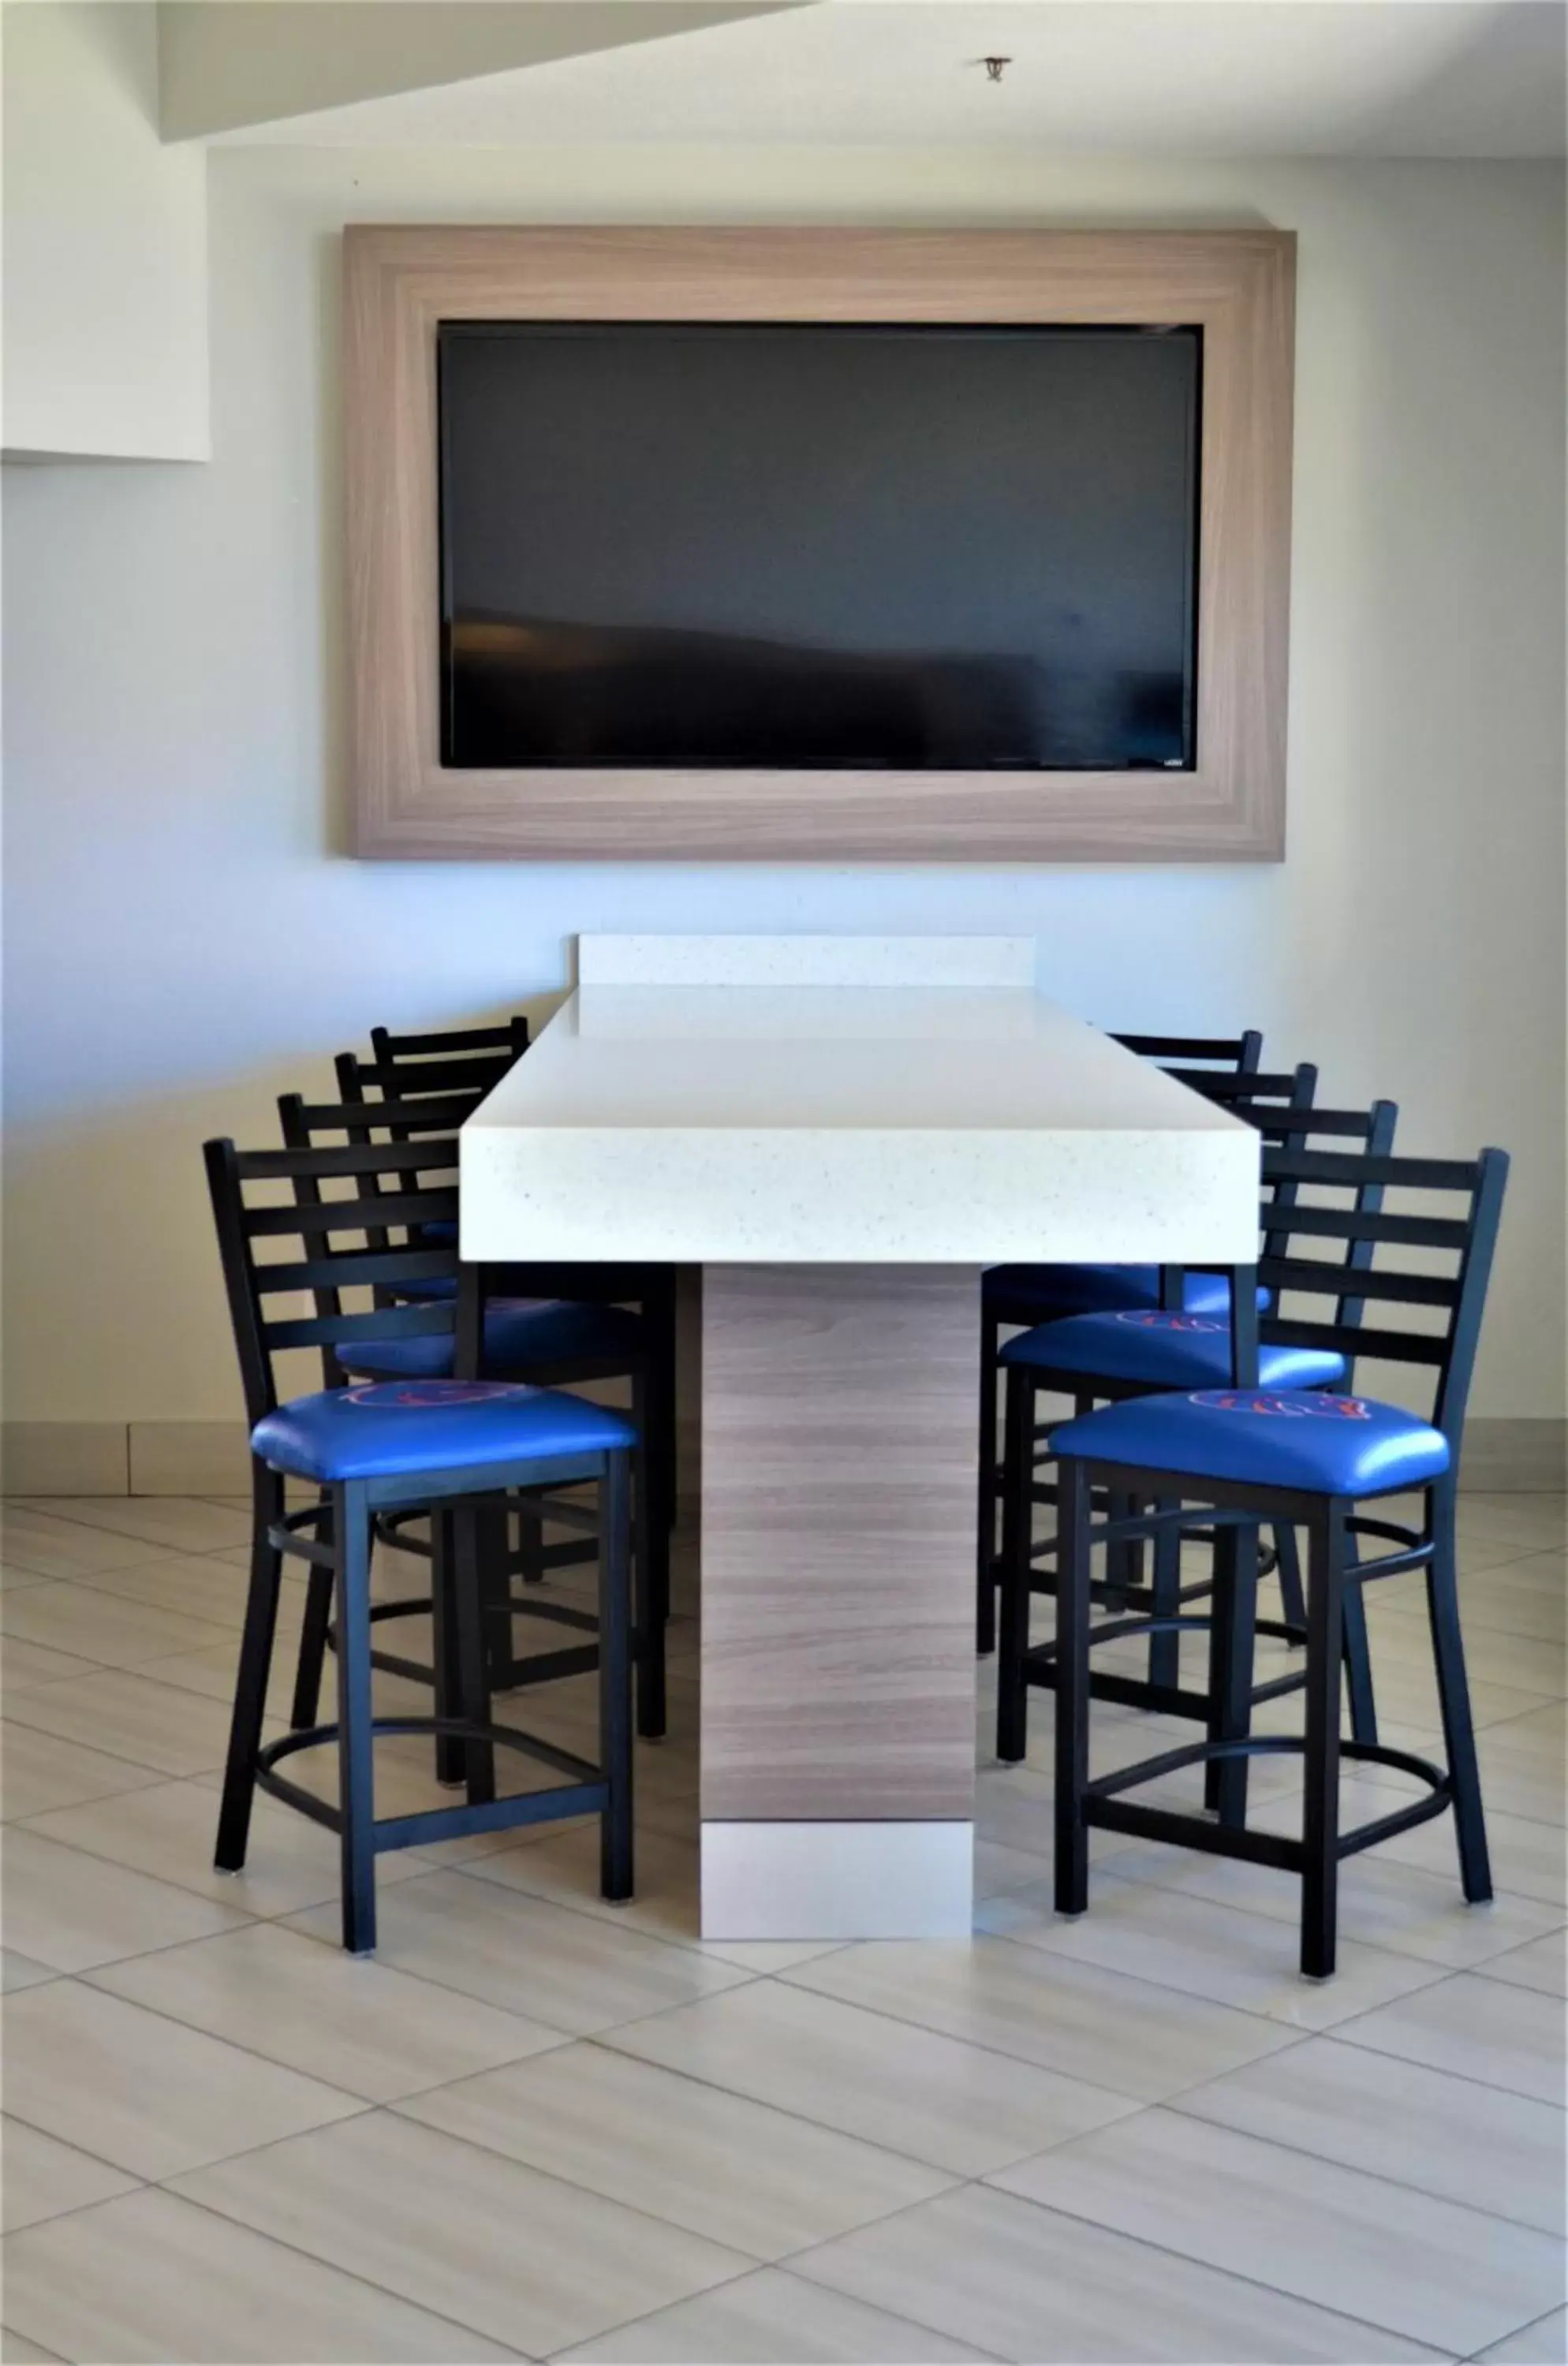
[460,936,1260,1266]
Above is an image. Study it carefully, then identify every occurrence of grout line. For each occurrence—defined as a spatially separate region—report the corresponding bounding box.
[1156,2033,1568,2241]
[133,2170,540,2362]
[946,2156,1486,2360]
[1461,2304,1568,2364]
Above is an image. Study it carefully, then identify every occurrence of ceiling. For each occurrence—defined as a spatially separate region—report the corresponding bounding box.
[224,0,1567,155]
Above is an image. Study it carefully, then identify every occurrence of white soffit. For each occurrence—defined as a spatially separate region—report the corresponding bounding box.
[217,0,1567,157]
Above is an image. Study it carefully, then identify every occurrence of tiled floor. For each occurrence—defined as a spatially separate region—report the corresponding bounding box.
[1,1491,1563,2365]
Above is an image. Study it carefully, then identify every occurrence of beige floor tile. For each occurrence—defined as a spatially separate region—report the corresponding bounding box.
[92,1920,566,2101]
[1480,1929,1568,1998]
[170,2109,753,2359]
[779,1935,1301,2101]
[0,2116,140,2234]
[554,2266,994,2364]
[0,1827,252,1972]
[793,2181,1445,2364]
[1460,1502,1568,1554]
[15,1497,252,1556]
[457,1823,846,1972]
[1485,1697,1568,1748]
[1474,1739,1568,1829]
[978,1873,1447,2029]
[1,1719,164,1819]
[0,1507,174,1580]
[1368,1613,1565,1699]
[0,1566,54,1593]
[1379,1576,1567,1647]
[1,1980,363,2178]
[992,2107,1565,2357]
[1374,1804,1567,1908]
[1085,1830,1564,1971]
[0,2187,521,2364]
[0,1954,57,1994]
[284,1866,752,2033]
[1173,2033,1566,2234]
[21,1775,431,1920]
[1333,1970,1568,2103]
[973,1835,1053,1900]
[0,1580,236,1671]
[0,1637,103,1692]
[2,1668,277,1777]
[400,2040,954,2259]
[603,1976,1139,2175]
[76,1553,288,1628]
[0,2331,68,2363]
[1472,2308,1568,2364]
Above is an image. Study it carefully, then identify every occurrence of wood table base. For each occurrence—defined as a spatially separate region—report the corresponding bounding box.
[699,1264,980,1938]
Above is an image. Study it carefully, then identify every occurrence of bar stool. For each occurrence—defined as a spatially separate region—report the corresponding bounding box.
[976,1030,1264,1652]
[995,1093,1399,1769]
[277,1088,669,1762]
[1041,1139,1509,1978]
[203,1128,637,1954]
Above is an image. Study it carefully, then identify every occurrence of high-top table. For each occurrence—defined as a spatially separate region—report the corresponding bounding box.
[461,935,1259,1939]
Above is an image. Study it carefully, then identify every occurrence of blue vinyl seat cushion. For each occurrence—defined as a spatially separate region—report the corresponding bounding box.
[1047,1387,1450,1498]
[339,1298,645,1383]
[984,1263,1262,1319]
[999,1308,1345,1394]
[252,1379,636,1485]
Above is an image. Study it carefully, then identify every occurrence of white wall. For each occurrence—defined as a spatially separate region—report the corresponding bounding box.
[2,145,1563,1426]
[2,3,209,461]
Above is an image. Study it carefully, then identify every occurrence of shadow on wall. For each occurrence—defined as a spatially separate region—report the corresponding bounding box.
[0,1002,554,1428]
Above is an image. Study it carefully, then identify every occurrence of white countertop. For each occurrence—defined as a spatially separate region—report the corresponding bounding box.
[460,935,1260,1266]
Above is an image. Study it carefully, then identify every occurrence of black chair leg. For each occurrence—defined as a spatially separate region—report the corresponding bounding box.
[631,1367,668,1741]
[1341,1532,1378,1748]
[333,1480,377,1954]
[1205,1524,1258,1826]
[1274,1520,1307,1636]
[429,1510,467,1787]
[599,1447,635,1901]
[290,1488,334,1728]
[215,1461,287,1875]
[996,1369,1035,1763]
[976,1315,1000,1655]
[1148,1502,1182,1694]
[1053,1457,1092,1916]
[453,1506,498,1807]
[1426,1478,1492,1903]
[1301,1504,1346,1980]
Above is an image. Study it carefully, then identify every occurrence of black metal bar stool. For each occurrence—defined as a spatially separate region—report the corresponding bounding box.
[203,1125,637,1954]
[1041,1139,1509,1978]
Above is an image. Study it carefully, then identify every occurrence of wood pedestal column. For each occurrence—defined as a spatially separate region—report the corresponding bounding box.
[699,1264,980,1939]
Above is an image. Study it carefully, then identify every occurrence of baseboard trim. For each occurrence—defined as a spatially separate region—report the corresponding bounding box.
[4,1415,1565,1498]
[1460,1420,1568,1493]
[0,1422,131,1495]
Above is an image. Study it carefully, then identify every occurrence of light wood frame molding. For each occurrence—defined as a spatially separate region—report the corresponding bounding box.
[345,225,1295,864]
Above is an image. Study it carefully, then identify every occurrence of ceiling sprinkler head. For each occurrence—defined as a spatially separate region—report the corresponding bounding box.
[981,55,1011,83]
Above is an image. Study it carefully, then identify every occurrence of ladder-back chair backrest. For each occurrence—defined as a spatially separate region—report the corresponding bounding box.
[204,1129,466,1428]
[1258,1143,1509,1447]
[1115,1029,1264,1077]
[364,1014,529,1106]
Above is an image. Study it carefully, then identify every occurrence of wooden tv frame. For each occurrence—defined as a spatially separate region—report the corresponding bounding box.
[345,226,1294,863]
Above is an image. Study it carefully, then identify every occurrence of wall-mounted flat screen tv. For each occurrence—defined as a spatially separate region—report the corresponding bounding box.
[438,321,1200,774]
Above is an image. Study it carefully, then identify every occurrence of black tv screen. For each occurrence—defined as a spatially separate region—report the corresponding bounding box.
[438,321,1200,773]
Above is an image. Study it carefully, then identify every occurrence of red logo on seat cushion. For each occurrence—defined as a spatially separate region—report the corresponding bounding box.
[343,1382,528,1409]
[1189,1391,1370,1419]
[1113,1312,1224,1334]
